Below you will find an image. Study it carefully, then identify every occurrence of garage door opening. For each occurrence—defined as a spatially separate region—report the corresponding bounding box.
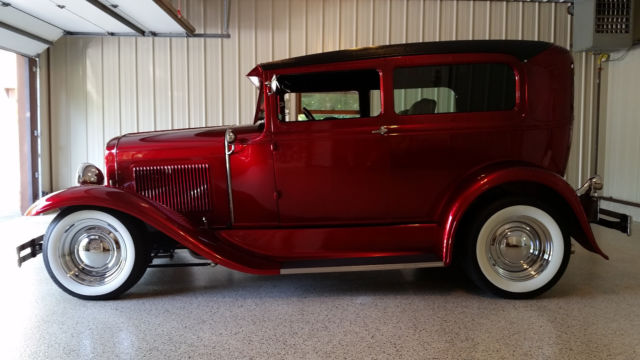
[0,50,21,218]
[0,49,40,219]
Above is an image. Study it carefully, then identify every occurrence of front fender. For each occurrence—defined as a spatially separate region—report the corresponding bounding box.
[26,186,279,274]
[442,167,607,265]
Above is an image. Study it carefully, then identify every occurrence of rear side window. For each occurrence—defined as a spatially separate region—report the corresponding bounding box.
[393,63,516,115]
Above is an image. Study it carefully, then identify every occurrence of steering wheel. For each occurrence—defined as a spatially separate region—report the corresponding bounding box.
[302,107,316,121]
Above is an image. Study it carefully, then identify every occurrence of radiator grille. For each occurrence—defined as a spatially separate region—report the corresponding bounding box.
[133,164,211,213]
[595,0,631,34]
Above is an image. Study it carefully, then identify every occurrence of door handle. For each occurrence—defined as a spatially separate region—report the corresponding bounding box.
[371,126,388,135]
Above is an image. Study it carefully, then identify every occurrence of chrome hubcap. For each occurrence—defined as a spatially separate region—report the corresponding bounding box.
[486,217,552,281]
[59,220,127,287]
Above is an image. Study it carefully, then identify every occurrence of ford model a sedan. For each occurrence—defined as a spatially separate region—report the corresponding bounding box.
[19,40,631,300]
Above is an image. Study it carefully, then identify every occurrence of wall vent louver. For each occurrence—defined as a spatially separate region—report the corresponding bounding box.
[574,0,635,51]
[595,0,632,34]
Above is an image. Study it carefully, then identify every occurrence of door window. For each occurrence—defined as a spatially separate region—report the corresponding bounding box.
[276,69,381,122]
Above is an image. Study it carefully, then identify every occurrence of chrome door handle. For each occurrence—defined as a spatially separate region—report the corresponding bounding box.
[371,126,388,135]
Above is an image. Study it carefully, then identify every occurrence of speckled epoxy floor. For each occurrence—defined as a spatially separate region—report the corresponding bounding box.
[1,216,639,359]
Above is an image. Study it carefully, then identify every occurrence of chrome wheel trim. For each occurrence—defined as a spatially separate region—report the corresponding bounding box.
[46,210,136,297]
[59,220,127,287]
[476,205,564,293]
[486,217,552,282]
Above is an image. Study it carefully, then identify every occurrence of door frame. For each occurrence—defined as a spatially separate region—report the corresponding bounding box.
[17,56,40,213]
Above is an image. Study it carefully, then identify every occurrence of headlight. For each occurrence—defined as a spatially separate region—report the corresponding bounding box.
[76,163,105,185]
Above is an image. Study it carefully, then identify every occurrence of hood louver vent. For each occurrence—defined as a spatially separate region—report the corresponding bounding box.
[133,164,211,213]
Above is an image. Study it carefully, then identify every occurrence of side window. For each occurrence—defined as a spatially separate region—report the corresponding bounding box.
[393,63,515,115]
[277,69,381,122]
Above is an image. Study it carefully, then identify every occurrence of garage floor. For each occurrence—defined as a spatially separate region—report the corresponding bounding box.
[1,215,639,359]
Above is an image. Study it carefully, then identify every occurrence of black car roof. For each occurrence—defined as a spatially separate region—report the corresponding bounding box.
[259,40,553,70]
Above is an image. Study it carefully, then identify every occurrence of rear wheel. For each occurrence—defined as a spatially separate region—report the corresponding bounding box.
[43,209,150,300]
[463,199,570,298]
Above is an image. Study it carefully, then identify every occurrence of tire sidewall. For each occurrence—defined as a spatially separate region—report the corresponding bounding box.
[465,199,570,298]
[43,209,141,299]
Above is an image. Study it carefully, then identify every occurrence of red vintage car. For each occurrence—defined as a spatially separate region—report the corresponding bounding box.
[19,40,631,300]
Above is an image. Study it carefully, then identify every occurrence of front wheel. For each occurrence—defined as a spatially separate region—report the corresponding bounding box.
[463,200,570,298]
[43,209,150,300]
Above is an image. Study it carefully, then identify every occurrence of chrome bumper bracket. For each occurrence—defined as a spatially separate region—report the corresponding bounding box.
[16,235,43,267]
[578,175,632,237]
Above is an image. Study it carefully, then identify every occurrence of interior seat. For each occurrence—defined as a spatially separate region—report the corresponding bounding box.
[408,98,437,115]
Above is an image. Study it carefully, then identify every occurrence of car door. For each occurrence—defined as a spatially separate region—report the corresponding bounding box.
[270,68,389,226]
[381,54,523,223]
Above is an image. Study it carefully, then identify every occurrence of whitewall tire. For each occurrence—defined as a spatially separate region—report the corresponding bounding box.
[43,209,150,300]
[464,200,570,298]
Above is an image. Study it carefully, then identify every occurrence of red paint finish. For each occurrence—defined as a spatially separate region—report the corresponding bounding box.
[227,132,279,226]
[217,224,442,261]
[113,124,278,228]
[440,166,607,266]
[382,54,528,223]
[26,186,280,274]
[28,41,606,276]
[272,117,389,225]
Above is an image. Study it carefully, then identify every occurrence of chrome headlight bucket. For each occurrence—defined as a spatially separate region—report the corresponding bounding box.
[77,163,105,185]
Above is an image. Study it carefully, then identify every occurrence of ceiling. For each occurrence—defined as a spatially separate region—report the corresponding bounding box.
[0,0,196,57]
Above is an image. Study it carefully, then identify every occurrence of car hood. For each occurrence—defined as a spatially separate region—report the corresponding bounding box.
[106,124,264,190]
[119,124,260,148]
[114,124,262,162]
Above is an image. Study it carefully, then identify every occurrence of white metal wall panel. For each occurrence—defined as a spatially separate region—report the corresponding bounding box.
[290,1,306,57]
[255,1,273,64]
[136,38,155,132]
[601,48,640,220]
[119,38,138,134]
[171,39,189,129]
[205,38,224,127]
[154,38,172,131]
[47,0,594,194]
[49,39,68,190]
[307,0,323,54]
[102,38,121,149]
[238,0,257,124]
[322,0,338,51]
[222,0,239,126]
[67,38,88,187]
[389,1,405,44]
[86,37,104,170]
[188,38,207,128]
[273,0,290,60]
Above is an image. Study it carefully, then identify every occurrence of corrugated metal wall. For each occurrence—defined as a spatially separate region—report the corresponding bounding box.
[601,48,640,220]
[45,0,597,195]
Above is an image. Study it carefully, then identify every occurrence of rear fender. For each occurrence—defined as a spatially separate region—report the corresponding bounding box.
[26,186,279,274]
[443,167,607,265]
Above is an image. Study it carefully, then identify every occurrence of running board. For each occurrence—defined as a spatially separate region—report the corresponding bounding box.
[280,255,443,274]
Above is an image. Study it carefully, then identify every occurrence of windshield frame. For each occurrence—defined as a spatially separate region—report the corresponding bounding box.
[253,85,265,125]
